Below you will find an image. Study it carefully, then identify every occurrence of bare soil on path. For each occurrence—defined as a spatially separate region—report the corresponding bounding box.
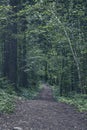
[0,84,87,130]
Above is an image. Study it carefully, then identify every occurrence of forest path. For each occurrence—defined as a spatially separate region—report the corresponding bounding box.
[0,84,87,130]
[35,84,55,101]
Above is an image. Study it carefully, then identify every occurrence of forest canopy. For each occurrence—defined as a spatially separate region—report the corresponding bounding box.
[0,0,87,97]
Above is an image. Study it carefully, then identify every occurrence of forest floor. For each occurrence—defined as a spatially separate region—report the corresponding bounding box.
[0,84,87,130]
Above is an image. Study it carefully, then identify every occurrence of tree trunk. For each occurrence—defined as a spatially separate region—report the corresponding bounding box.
[3,0,18,88]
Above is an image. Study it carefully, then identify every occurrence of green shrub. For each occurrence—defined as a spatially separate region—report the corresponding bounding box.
[17,85,40,99]
[58,94,87,112]
[0,77,16,95]
[52,85,87,112]
[51,85,60,99]
[0,89,15,113]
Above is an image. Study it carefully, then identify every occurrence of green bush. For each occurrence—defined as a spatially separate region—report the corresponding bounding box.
[0,89,15,113]
[17,85,40,99]
[58,94,87,112]
[51,85,60,100]
[52,85,87,112]
[19,88,37,99]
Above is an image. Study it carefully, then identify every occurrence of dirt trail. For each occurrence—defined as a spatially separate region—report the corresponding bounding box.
[36,84,55,101]
[0,84,87,130]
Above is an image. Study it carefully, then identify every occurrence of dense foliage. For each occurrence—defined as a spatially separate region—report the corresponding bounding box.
[0,0,87,112]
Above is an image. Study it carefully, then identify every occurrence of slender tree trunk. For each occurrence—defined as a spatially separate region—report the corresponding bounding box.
[63,25,82,91]
[17,2,28,87]
[56,16,82,91]
[52,3,82,92]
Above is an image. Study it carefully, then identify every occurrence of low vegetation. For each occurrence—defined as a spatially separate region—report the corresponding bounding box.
[0,89,15,113]
[18,84,42,100]
[58,95,87,112]
[0,80,42,113]
[52,86,87,112]
[0,87,40,113]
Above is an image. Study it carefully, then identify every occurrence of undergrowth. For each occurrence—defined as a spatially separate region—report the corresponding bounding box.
[58,95,87,112]
[0,78,43,113]
[17,82,43,99]
[0,89,15,113]
[52,85,87,112]
[18,87,39,99]
[0,77,16,113]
